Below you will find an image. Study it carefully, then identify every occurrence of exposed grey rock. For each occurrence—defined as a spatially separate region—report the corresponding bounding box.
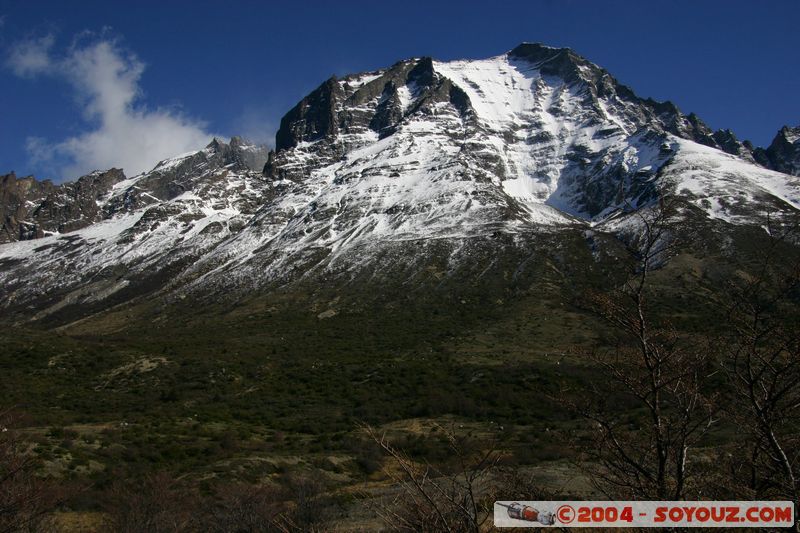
[105,137,268,215]
[275,77,343,151]
[712,129,755,162]
[1,137,269,245]
[731,126,800,176]
[0,44,798,326]
[0,168,125,243]
[762,125,800,176]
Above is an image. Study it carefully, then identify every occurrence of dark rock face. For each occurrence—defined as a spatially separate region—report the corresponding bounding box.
[369,81,405,137]
[712,129,755,162]
[37,169,126,232]
[760,126,800,176]
[0,169,125,243]
[1,137,269,243]
[506,44,800,173]
[1,172,54,243]
[266,56,475,181]
[508,43,739,154]
[1,43,799,327]
[707,125,800,176]
[104,137,268,215]
[274,56,474,150]
[275,78,343,151]
[683,113,717,148]
[264,42,799,222]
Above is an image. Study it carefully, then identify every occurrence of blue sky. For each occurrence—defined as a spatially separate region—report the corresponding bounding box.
[1,0,798,181]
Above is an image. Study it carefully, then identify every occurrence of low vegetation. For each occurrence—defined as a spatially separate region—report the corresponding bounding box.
[1,212,799,531]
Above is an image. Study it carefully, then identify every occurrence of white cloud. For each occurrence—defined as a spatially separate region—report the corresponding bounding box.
[6,34,54,77]
[7,35,215,180]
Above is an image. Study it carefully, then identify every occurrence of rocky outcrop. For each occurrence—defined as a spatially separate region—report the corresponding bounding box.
[266,56,476,180]
[104,137,268,215]
[1,137,268,243]
[0,169,124,243]
[753,126,800,176]
[711,129,756,162]
[275,78,343,151]
[1,172,53,242]
[509,44,728,152]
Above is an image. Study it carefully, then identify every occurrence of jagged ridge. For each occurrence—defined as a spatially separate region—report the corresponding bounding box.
[0,43,798,325]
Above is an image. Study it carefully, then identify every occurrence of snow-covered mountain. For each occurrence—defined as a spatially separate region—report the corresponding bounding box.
[1,43,798,324]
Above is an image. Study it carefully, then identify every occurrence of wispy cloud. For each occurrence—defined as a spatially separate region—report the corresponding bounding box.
[7,33,54,77]
[6,33,215,180]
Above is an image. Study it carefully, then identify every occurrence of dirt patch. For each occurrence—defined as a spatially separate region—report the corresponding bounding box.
[96,356,169,390]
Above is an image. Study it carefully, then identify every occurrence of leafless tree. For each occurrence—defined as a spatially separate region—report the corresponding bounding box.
[717,215,800,529]
[205,482,290,533]
[362,423,501,533]
[562,198,717,500]
[102,469,333,533]
[205,477,331,533]
[0,408,60,533]
[102,472,199,533]
[283,475,333,532]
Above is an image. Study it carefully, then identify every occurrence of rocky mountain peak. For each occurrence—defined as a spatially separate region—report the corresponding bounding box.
[206,137,227,152]
[508,42,597,84]
[507,42,570,63]
[1,44,799,325]
[207,136,269,172]
[100,137,269,217]
[778,125,800,144]
[711,128,755,162]
[261,46,800,226]
[763,124,800,175]
[406,56,436,87]
[513,46,797,178]
[275,77,342,151]
[0,168,125,243]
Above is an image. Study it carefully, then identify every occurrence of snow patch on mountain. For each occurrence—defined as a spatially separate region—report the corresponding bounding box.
[666,139,800,223]
[1,46,799,321]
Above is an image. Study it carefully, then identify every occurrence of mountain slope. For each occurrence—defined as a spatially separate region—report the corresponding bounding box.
[1,43,798,325]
